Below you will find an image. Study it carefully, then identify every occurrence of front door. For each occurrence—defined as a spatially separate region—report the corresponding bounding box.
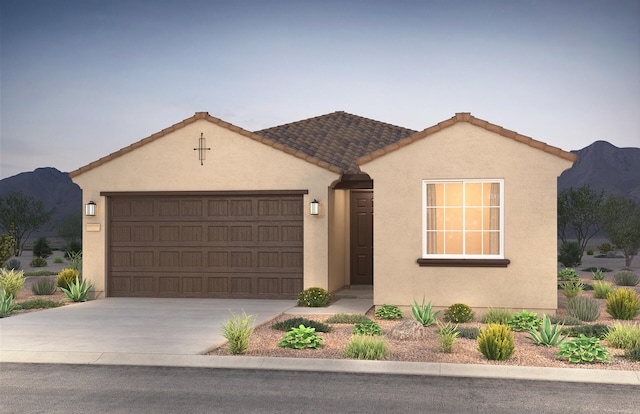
[350,190,373,285]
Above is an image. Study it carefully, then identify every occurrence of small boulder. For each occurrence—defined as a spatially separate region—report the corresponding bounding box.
[387,319,428,340]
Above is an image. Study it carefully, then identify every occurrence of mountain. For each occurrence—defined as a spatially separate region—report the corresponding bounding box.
[558,141,640,202]
[0,167,82,238]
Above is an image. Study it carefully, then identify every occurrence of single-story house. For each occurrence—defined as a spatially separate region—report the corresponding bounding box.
[70,111,576,314]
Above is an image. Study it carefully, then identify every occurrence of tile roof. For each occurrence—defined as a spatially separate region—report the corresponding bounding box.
[254,111,418,173]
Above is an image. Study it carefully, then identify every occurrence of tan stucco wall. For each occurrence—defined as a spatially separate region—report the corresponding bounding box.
[72,119,339,298]
[361,122,574,314]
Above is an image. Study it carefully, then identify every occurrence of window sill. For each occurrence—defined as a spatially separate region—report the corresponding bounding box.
[417,258,511,267]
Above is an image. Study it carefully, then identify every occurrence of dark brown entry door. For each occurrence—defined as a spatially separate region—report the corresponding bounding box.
[350,190,373,285]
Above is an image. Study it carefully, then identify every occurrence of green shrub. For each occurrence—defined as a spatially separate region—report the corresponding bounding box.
[297,287,332,307]
[14,299,63,310]
[547,315,582,326]
[560,280,584,299]
[526,314,567,347]
[344,336,388,360]
[564,324,610,339]
[60,276,92,302]
[31,277,57,295]
[604,323,640,350]
[0,268,26,297]
[352,319,383,336]
[598,242,613,254]
[566,296,600,322]
[278,325,323,350]
[65,242,82,258]
[221,310,256,355]
[508,310,542,332]
[481,308,513,324]
[457,326,480,339]
[325,313,370,324]
[56,268,80,290]
[590,268,605,280]
[66,250,82,271]
[586,248,594,256]
[558,242,582,268]
[32,237,52,259]
[375,304,404,320]
[436,321,459,353]
[53,256,64,264]
[613,271,639,287]
[625,347,640,362]
[477,323,515,361]
[410,298,439,326]
[557,268,580,281]
[6,259,21,271]
[582,267,612,273]
[593,280,614,299]
[0,289,16,317]
[443,303,475,323]
[29,257,47,267]
[25,270,56,277]
[556,334,611,363]
[0,234,15,267]
[272,317,332,333]
[606,288,640,320]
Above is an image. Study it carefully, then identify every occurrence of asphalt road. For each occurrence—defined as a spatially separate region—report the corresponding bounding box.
[1,363,638,413]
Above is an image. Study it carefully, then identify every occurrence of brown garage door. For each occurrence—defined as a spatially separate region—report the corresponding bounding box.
[106,192,304,298]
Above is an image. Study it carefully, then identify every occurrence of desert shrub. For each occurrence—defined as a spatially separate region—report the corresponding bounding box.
[556,335,611,363]
[272,317,332,333]
[32,237,52,258]
[14,299,63,310]
[0,234,15,267]
[582,267,612,273]
[558,242,582,268]
[66,250,82,272]
[325,313,370,324]
[56,268,80,290]
[613,271,639,287]
[586,248,594,256]
[436,321,459,352]
[0,268,26,297]
[508,310,542,332]
[25,270,56,277]
[547,315,582,326]
[593,280,614,299]
[0,289,16,317]
[60,276,92,302]
[557,268,580,281]
[481,308,513,325]
[375,304,404,320]
[604,323,640,350]
[560,280,584,299]
[598,242,613,254]
[625,347,640,362]
[590,268,604,280]
[410,298,439,326]
[606,288,640,320]
[526,314,567,347]
[457,326,480,339]
[278,325,323,350]
[221,310,256,355]
[566,296,600,322]
[344,336,387,360]
[564,324,610,339]
[64,242,82,258]
[6,259,21,271]
[297,287,332,307]
[352,319,383,336]
[31,277,57,295]
[29,257,47,267]
[443,303,475,323]
[53,256,64,264]
[477,323,515,361]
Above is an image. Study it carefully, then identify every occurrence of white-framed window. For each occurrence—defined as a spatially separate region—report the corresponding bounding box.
[422,179,504,259]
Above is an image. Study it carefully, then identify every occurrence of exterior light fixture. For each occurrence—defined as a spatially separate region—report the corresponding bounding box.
[193,132,211,165]
[85,201,97,216]
[310,199,319,215]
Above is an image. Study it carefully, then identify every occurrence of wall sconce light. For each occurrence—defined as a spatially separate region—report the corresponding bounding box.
[85,201,97,216]
[310,199,319,215]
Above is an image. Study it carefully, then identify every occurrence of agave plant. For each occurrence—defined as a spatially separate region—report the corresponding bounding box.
[411,297,440,327]
[526,314,568,347]
[0,289,16,317]
[60,276,93,302]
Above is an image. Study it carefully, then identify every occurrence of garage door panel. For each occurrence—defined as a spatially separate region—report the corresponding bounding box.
[109,194,303,299]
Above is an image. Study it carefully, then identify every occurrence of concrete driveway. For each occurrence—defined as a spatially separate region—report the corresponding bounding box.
[0,298,296,355]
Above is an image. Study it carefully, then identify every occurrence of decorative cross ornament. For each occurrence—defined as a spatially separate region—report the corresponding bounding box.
[193,133,211,165]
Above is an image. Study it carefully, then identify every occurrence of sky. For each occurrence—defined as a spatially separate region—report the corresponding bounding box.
[1,0,639,179]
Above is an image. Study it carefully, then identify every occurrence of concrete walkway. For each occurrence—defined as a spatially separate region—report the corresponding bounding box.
[1,298,638,385]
